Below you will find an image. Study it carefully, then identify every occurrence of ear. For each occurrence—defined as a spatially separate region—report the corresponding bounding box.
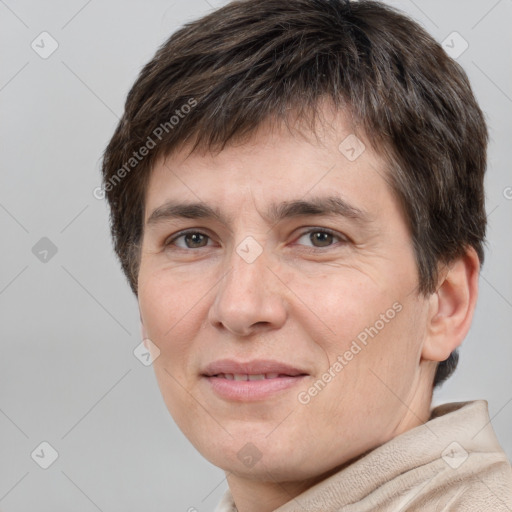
[422,247,480,362]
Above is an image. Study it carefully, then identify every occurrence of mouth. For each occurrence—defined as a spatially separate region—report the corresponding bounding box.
[210,372,300,380]
[201,359,309,401]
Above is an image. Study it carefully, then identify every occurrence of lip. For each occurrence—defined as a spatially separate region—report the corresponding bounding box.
[201,359,309,402]
[202,358,307,377]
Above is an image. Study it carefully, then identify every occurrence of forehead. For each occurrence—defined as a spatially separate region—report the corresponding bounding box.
[143,107,394,226]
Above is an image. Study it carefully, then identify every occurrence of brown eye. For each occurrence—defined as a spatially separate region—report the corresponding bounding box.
[166,231,211,249]
[296,228,345,249]
[310,231,334,247]
[183,233,208,248]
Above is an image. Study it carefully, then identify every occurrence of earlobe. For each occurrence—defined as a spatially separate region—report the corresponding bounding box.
[422,247,480,362]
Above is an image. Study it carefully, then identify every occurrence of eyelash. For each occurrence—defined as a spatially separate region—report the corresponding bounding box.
[164,227,348,252]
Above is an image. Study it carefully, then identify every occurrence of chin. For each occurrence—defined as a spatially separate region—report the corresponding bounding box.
[195,431,329,481]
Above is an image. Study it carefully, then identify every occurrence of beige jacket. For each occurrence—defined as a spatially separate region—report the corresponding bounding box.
[215,400,512,511]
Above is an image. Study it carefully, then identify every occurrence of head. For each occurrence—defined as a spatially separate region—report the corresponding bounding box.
[101,0,486,493]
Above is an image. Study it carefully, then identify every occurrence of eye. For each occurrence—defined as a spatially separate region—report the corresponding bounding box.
[165,230,212,249]
[295,228,347,249]
[164,227,347,252]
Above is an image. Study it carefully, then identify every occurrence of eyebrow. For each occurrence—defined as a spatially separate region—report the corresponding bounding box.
[146,195,372,227]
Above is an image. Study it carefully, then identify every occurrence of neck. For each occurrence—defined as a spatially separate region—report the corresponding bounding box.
[225,477,306,512]
[225,452,366,512]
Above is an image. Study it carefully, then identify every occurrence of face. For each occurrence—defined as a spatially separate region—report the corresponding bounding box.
[137,108,433,484]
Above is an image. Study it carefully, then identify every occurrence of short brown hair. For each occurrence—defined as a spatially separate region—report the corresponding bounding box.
[101,0,488,387]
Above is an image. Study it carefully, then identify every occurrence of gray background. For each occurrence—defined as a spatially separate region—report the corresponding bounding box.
[1,0,511,510]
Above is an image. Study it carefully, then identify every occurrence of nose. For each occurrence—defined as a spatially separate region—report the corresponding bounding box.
[207,242,288,337]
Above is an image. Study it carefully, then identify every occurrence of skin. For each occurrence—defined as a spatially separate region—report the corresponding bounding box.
[137,105,479,512]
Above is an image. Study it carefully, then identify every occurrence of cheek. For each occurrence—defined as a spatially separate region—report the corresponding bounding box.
[138,272,203,383]
[292,270,423,401]
[138,275,206,432]
[288,270,396,352]
[298,304,424,454]
[139,266,197,339]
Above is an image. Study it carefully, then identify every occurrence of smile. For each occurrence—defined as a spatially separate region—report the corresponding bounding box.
[201,360,309,401]
[213,373,293,380]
